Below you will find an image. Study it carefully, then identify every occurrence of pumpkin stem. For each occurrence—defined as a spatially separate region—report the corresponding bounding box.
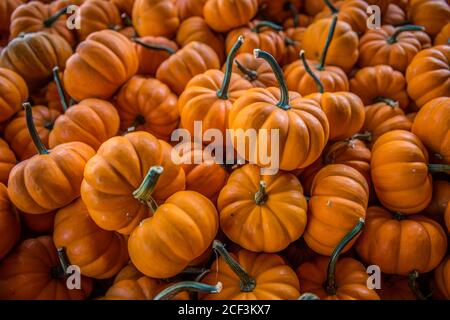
[428,164,450,174]
[131,37,176,55]
[298,292,320,300]
[254,181,267,205]
[373,97,399,108]
[388,25,425,44]
[326,218,365,295]
[287,2,300,28]
[393,212,406,221]
[351,131,372,142]
[125,115,146,134]
[217,36,244,100]
[23,103,49,155]
[52,67,68,112]
[212,240,256,292]
[323,0,339,14]
[154,281,222,300]
[251,21,283,33]
[300,50,324,93]
[43,7,67,28]
[284,36,297,46]
[254,49,290,110]
[235,60,258,81]
[121,13,132,27]
[51,247,70,279]
[318,15,338,71]
[408,270,427,300]
[133,166,163,212]
[180,267,210,275]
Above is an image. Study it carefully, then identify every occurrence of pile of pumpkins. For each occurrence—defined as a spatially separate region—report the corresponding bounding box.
[0,0,449,300]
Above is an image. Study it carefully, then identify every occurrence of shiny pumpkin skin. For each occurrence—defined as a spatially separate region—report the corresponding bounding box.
[303,18,359,73]
[81,131,185,234]
[156,41,221,95]
[116,76,179,141]
[203,0,258,33]
[0,139,16,185]
[0,31,72,90]
[434,256,450,299]
[350,65,409,109]
[356,206,448,276]
[358,25,424,73]
[8,142,95,214]
[229,89,330,171]
[425,180,450,224]
[0,236,93,300]
[408,0,450,37]
[218,164,308,253]
[406,45,450,108]
[176,16,225,64]
[133,36,178,76]
[231,52,277,88]
[178,69,252,139]
[132,0,179,38]
[128,191,218,278]
[0,183,20,260]
[435,22,450,45]
[371,130,433,214]
[0,67,28,122]
[77,0,122,41]
[63,30,138,101]
[297,257,380,300]
[202,249,300,300]
[4,106,61,161]
[315,0,369,34]
[49,99,120,151]
[411,97,450,162]
[307,92,365,141]
[304,164,369,256]
[53,198,129,279]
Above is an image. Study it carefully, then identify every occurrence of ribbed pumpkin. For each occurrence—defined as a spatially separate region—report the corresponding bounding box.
[77,0,122,41]
[81,132,185,234]
[411,97,449,162]
[132,36,178,76]
[128,191,218,278]
[115,76,178,141]
[304,164,369,256]
[382,4,406,25]
[0,183,20,260]
[218,164,307,253]
[406,45,450,108]
[201,240,301,300]
[229,50,329,171]
[53,198,129,279]
[231,52,277,88]
[435,22,450,45]
[63,29,138,101]
[356,206,448,276]
[425,180,450,224]
[315,0,369,34]
[203,0,258,33]
[132,0,179,38]
[0,0,23,38]
[408,0,450,37]
[0,236,93,300]
[0,139,16,185]
[0,32,72,90]
[156,41,220,95]
[434,256,450,299]
[175,0,207,21]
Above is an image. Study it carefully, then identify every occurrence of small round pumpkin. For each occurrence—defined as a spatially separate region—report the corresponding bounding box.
[408,0,450,37]
[128,191,218,279]
[435,22,450,45]
[315,0,369,34]
[132,0,179,38]
[203,0,258,33]
[434,256,450,300]
[0,66,28,122]
[77,0,122,41]
[0,183,20,260]
[132,36,178,76]
[231,52,277,88]
[0,139,16,185]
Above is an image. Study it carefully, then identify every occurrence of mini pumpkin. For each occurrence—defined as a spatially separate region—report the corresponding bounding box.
[408,0,450,37]
[203,0,258,33]
[77,0,122,41]
[231,52,277,88]
[315,0,369,34]
[382,4,406,25]
[132,36,178,76]
[0,139,16,185]
[0,183,20,260]
[132,0,179,38]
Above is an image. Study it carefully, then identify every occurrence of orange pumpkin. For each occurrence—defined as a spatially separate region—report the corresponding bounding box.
[156,41,220,95]
[203,0,258,33]
[406,45,450,109]
[20,211,55,234]
[382,4,406,25]
[260,0,302,24]
[281,26,306,66]
[81,132,185,234]
[63,29,138,101]
[175,0,207,21]
[231,52,277,88]
[0,139,16,185]
[366,0,391,14]
[424,180,450,224]
[0,183,20,260]
[411,97,450,162]
[408,0,450,37]
[201,240,301,299]
[128,191,218,278]
[356,206,448,275]
[303,0,328,16]
[114,263,143,283]
[304,164,369,256]
[132,36,178,76]
[0,236,93,299]
[0,0,23,39]
[77,0,122,41]
[434,256,450,299]
[315,0,369,34]
[7,103,95,214]
[53,198,129,279]
[435,22,450,45]
[350,65,409,109]
[132,0,179,38]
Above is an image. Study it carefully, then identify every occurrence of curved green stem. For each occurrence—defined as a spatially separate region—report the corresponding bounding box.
[298,293,320,300]
[326,218,365,295]
[52,247,70,279]
[52,67,68,112]
[235,60,257,81]
[154,281,222,300]
[300,50,324,93]
[213,240,256,292]
[287,2,299,28]
[23,103,49,155]
[132,37,176,55]
[217,36,244,100]
[373,97,399,108]
[351,131,372,142]
[388,25,425,44]
[125,115,145,134]
[428,164,450,174]
[254,181,267,205]
[408,270,427,300]
[254,49,290,110]
[323,0,339,14]
[251,21,283,33]
[318,15,338,71]
[43,7,67,28]
[133,166,163,211]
